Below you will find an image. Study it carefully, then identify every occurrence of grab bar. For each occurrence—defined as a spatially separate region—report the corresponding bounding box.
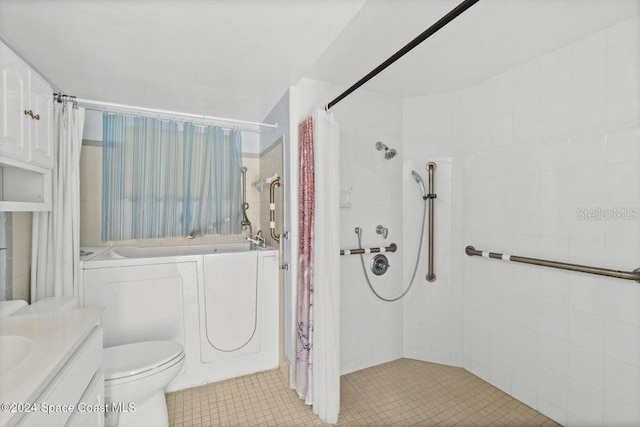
[426,162,436,282]
[269,178,281,242]
[240,167,252,235]
[340,243,397,256]
[465,245,640,283]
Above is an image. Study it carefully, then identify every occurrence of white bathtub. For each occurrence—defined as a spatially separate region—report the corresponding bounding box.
[79,243,279,391]
[105,242,252,258]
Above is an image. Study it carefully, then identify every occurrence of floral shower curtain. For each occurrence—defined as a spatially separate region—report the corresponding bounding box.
[296,110,340,424]
[296,116,315,403]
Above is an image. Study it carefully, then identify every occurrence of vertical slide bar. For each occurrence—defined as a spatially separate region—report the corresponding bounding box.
[426,162,437,282]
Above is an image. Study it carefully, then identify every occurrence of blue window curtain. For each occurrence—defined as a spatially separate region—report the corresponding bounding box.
[102,113,243,241]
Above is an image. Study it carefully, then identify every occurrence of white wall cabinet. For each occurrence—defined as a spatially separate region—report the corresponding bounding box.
[0,41,53,211]
[27,72,53,169]
[0,43,29,162]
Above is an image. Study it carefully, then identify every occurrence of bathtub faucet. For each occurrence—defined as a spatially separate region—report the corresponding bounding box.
[247,230,266,249]
[187,229,200,239]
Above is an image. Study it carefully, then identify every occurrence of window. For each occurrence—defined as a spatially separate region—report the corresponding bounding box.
[102,113,242,241]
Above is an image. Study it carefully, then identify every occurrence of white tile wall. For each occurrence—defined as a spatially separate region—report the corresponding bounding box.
[5,212,32,302]
[332,85,405,375]
[402,14,640,426]
[258,142,283,247]
[402,91,464,368]
[79,146,102,246]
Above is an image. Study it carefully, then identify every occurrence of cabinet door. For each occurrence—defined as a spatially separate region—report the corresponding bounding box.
[66,370,105,427]
[28,72,53,168]
[19,327,102,427]
[0,44,29,161]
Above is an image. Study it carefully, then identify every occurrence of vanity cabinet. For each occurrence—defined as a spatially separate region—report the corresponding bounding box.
[65,370,106,427]
[0,41,53,211]
[0,309,105,427]
[18,325,104,427]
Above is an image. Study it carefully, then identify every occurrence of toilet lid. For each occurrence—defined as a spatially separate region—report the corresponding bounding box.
[103,341,183,380]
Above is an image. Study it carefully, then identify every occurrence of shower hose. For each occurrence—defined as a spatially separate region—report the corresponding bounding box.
[357,198,427,302]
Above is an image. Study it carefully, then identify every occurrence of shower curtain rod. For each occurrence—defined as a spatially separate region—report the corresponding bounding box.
[53,94,278,131]
[325,0,480,111]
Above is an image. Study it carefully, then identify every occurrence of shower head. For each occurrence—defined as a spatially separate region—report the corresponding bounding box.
[385,148,397,159]
[376,141,397,159]
[411,170,427,198]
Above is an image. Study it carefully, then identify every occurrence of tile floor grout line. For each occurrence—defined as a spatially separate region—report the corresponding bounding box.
[167,358,561,427]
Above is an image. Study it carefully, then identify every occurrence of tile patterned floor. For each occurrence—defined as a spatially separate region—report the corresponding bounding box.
[167,358,561,426]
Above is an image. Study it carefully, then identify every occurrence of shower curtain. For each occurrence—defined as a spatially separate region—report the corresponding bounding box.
[31,104,85,301]
[296,115,314,403]
[101,115,243,241]
[296,110,340,424]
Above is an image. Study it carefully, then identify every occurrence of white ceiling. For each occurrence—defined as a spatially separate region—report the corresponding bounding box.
[309,0,640,98]
[1,0,638,122]
[0,0,366,122]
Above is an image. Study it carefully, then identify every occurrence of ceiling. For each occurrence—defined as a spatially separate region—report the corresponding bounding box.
[0,0,366,122]
[308,0,640,98]
[1,0,638,122]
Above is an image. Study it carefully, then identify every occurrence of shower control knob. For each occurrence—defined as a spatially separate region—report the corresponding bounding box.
[371,254,390,276]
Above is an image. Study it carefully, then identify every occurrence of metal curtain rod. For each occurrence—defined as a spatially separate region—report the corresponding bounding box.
[53,93,278,130]
[53,93,78,108]
[325,0,480,111]
[465,246,640,283]
[341,243,397,256]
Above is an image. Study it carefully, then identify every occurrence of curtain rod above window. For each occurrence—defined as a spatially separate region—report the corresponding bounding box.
[53,94,278,133]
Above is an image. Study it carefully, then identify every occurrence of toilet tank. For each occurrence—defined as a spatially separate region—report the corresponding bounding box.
[0,300,28,317]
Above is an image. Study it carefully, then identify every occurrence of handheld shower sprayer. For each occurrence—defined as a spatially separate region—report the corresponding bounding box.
[353,170,430,302]
[411,170,427,199]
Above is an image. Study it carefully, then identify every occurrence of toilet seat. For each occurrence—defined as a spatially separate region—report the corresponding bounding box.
[104,341,184,382]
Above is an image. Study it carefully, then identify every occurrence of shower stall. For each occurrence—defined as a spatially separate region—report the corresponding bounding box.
[286,2,640,425]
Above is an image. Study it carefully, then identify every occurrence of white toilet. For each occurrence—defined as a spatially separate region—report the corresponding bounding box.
[103,340,184,427]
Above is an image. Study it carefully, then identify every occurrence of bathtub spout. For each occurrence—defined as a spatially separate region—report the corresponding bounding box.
[247,232,266,249]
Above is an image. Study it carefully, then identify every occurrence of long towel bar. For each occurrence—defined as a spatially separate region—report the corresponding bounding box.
[465,245,640,283]
[341,243,397,256]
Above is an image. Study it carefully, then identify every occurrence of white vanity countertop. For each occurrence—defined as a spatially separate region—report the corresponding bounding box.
[0,309,103,426]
